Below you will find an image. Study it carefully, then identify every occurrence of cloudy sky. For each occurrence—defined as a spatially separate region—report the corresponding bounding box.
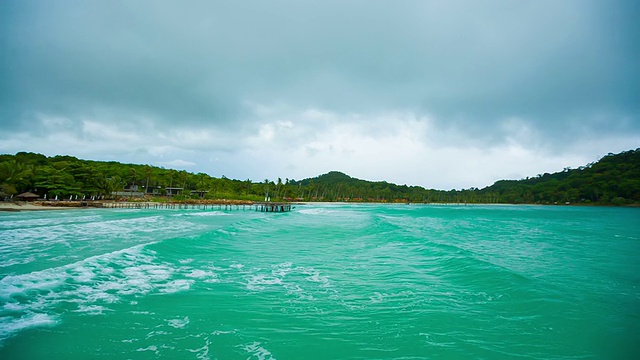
[1,1,638,189]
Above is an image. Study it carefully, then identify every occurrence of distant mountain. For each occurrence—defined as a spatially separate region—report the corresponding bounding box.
[295,171,353,185]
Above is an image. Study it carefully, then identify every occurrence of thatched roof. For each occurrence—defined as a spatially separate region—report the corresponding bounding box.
[16,192,39,198]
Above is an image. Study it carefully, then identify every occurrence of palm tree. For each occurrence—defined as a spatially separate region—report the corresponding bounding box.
[129,168,137,196]
[263,179,270,201]
[276,177,283,200]
[144,165,153,194]
[179,170,188,191]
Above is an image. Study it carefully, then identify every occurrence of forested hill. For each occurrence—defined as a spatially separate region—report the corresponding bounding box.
[480,149,640,204]
[1,149,639,205]
[290,149,640,205]
[0,152,269,202]
[289,171,428,201]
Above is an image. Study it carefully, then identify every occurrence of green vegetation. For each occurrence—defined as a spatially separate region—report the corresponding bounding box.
[0,152,271,202]
[478,149,640,205]
[1,149,639,205]
[291,149,640,205]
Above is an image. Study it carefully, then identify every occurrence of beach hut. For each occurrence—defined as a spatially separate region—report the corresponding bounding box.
[165,187,184,197]
[16,192,39,202]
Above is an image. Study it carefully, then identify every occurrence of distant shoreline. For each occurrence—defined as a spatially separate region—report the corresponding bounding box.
[2,200,638,212]
[0,202,82,211]
[0,199,258,212]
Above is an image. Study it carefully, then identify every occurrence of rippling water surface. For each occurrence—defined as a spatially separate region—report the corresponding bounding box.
[1,204,639,359]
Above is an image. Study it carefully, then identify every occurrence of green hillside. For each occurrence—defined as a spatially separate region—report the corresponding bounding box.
[1,149,639,205]
[478,149,640,205]
[291,149,640,205]
[0,152,270,202]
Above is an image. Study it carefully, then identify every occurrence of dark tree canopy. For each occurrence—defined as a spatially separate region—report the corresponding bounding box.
[1,149,639,205]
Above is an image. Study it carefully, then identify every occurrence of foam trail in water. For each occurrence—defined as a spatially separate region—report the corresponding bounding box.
[0,240,221,344]
[241,341,276,360]
[0,313,58,343]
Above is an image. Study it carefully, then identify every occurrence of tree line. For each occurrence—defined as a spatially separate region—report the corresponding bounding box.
[1,149,639,205]
[0,152,272,202]
[291,149,640,205]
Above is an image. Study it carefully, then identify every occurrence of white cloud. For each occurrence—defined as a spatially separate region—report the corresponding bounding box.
[159,159,197,168]
[1,105,638,189]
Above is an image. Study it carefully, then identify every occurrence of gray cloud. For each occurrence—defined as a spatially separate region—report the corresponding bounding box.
[1,0,638,187]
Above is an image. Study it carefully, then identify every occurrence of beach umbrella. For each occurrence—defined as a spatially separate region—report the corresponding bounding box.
[44,194,47,200]
[55,195,58,200]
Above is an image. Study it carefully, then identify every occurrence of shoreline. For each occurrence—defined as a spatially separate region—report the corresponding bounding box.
[2,200,637,212]
[0,202,82,212]
[0,199,261,212]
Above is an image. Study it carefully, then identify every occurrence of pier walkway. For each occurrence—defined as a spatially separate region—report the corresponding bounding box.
[99,202,293,212]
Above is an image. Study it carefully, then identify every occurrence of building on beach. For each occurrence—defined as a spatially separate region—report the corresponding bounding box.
[165,187,184,196]
[16,192,40,202]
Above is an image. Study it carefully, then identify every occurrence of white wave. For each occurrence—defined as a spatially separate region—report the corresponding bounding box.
[283,283,303,293]
[184,268,219,283]
[72,285,119,303]
[0,214,104,231]
[70,265,98,283]
[0,313,58,341]
[298,208,336,215]
[245,274,282,291]
[271,262,292,277]
[75,304,112,315]
[167,316,189,329]
[240,263,333,302]
[145,330,169,339]
[369,292,384,303]
[130,311,154,315]
[0,255,35,268]
[185,269,214,278]
[211,329,235,335]
[159,279,193,293]
[188,211,230,217]
[0,214,210,275]
[0,270,65,300]
[241,341,276,360]
[2,302,25,312]
[136,345,160,355]
[298,266,332,287]
[0,242,207,344]
[188,337,211,360]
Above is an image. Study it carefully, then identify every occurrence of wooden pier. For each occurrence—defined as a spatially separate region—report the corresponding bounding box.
[99,202,293,212]
[255,202,293,212]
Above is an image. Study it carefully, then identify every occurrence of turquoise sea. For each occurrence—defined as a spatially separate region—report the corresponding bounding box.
[0,204,638,359]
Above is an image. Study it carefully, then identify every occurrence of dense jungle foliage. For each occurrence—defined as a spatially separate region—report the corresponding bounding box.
[292,149,640,205]
[1,149,639,205]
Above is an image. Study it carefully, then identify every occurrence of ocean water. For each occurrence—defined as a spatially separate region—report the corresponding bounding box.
[0,204,638,359]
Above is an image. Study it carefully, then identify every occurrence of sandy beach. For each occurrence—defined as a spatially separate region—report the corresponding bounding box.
[0,202,80,211]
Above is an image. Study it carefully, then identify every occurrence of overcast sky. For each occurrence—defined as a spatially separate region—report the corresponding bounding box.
[1,1,638,189]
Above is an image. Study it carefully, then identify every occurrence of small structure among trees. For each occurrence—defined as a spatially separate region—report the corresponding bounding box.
[16,192,39,202]
[165,187,184,197]
[190,190,208,198]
